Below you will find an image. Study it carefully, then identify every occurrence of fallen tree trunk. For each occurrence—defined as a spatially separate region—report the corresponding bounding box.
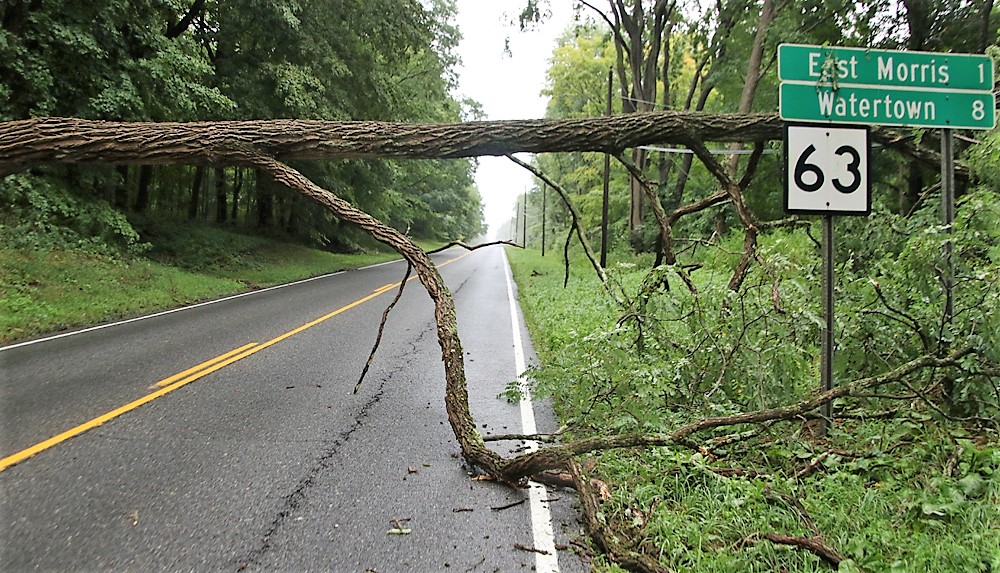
[0,113,781,172]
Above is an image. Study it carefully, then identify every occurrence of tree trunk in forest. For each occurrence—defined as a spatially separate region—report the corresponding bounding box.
[256,169,272,229]
[902,158,924,215]
[979,0,995,52]
[188,165,204,220]
[215,167,227,224]
[563,1,675,237]
[134,165,153,212]
[230,167,242,223]
[900,0,931,215]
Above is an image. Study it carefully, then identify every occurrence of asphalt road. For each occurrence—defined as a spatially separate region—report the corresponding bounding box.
[0,246,587,572]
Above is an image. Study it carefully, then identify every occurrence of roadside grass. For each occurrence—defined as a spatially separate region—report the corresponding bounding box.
[506,246,1000,573]
[0,223,443,344]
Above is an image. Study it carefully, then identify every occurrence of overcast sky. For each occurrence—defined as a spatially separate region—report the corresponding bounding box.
[452,1,575,239]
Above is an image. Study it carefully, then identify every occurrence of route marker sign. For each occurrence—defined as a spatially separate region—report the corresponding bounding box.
[784,124,870,215]
[778,44,996,130]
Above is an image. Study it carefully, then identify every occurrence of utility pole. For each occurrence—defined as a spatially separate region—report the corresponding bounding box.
[513,198,518,243]
[601,67,612,268]
[522,191,527,248]
[541,184,546,256]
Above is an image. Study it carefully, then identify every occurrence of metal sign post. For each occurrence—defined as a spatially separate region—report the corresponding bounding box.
[600,67,612,268]
[785,124,871,435]
[941,129,955,323]
[821,215,835,427]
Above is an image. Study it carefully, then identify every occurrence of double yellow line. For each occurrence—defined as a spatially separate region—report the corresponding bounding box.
[0,252,468,472]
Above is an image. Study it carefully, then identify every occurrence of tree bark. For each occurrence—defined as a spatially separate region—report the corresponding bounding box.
[0,115,956,180]
[0,113,782,173]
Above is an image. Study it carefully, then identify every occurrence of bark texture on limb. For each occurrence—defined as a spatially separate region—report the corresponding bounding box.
[0,113,782,173]
[0,116,963,181]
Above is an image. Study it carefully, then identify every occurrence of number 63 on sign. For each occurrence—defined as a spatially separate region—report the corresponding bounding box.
[784,124,871,216]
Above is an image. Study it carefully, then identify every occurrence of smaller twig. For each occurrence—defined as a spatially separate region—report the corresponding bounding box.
[763,485,818,536]
[506,154,610,292]
[709,467,770,479]
[868,279,931,351]
[425,239,520,255]
[758,533,848,568]
[483,432,562,443]
[491,499,527,512]
[794,451,830,480]
[463,555,487,572]
[758,217,810,230]
[943,443,964,478]
[513,543,550,555]
[897,376,994,425]
[705,428,767,452]
[354,264,411,394]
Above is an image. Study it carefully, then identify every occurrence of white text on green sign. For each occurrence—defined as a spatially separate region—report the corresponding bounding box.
[780,83,995,130]
[779,44,993,91]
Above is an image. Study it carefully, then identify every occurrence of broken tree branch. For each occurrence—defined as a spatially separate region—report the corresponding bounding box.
[505,154,612,292]
[425,239,520,255]
[569,460,671,573]
[0,113,782,173]
[355,264,412,394]
[683,136,760,291]
[614,151,698,294]
[501,347,974,481]
[246,153,506,478]
[0,114,965,182]
[756,533,848,568]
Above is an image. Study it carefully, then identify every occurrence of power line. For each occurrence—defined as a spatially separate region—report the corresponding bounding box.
[639,145,778,155]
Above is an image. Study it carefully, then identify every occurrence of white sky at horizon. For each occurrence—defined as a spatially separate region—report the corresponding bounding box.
[452,1,576,239]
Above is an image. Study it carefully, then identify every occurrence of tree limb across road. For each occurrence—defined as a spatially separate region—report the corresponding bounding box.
[0,113,965,180]
[0,113,780,171]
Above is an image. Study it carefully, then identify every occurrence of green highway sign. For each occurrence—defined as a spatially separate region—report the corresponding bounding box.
[779,44,994,91]
[780,82,996,129]
[778,43,996,129]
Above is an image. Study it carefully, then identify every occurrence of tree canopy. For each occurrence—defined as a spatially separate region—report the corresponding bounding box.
[0,0,486,249]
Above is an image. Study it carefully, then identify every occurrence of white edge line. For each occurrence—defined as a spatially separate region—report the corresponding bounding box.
[358,258,405,270]
[501,248,560,573]
[0,268,358,352]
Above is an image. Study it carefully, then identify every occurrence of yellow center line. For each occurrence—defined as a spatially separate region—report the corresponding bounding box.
[150,343,259,388]
[0,250,474,472]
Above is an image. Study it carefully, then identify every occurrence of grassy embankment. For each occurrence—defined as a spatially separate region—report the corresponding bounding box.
[507,246,999,573]
[1,222,441,344]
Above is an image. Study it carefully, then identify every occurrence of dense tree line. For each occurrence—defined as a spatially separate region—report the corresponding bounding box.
[0,0,485,252]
